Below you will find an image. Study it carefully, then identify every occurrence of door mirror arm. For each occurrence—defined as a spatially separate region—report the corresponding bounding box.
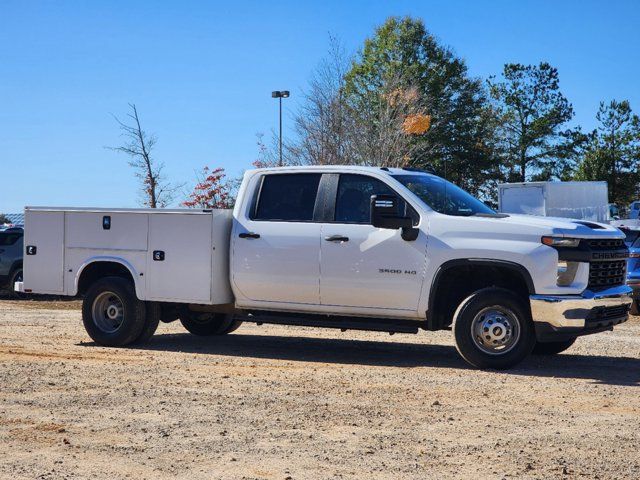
[401,226,419,241]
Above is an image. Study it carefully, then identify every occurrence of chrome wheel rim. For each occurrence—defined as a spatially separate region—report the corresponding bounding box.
[92,291,125,334]
[471,306,521,355]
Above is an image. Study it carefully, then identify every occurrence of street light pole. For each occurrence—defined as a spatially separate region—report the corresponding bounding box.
[278,95,282,166]
[272,90,290,167]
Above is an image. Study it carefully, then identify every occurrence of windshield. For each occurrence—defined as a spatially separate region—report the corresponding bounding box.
[392,174,496,216]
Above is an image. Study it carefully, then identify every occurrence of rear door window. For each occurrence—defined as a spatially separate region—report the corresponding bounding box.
[253,173,321,222]
[0,232,22,246]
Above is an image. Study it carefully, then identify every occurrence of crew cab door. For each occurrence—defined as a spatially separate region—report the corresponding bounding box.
[320,174,427,313]
[231,173,322,305]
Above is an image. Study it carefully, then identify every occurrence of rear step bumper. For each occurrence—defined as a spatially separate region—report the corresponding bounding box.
[240,311,423,334]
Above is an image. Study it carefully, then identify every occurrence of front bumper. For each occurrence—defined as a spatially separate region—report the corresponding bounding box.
[530,285,632,342]
[626,280,640,299]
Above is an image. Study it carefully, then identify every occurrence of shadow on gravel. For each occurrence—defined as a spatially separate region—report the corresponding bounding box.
[94,332,640,387]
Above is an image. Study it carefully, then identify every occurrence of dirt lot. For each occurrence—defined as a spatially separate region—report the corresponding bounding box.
[0,298,639,480]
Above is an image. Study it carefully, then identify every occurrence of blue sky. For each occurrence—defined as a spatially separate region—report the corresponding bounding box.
[1,0,639,212]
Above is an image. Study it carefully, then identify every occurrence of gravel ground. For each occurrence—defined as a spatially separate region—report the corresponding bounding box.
[0,298,639,480]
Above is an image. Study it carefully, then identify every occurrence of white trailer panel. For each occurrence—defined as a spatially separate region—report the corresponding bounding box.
[498,181,609,223]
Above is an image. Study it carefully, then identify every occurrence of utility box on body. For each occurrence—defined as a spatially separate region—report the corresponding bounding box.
[498,181,609,223]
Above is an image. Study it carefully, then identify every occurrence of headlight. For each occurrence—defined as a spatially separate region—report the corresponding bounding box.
[557,260,579,286]
[541,236,580,248]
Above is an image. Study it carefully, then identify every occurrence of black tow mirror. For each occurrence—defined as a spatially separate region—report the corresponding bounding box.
[370,194,413,230]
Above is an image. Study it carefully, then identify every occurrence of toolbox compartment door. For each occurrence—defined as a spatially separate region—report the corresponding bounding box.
[24,210,65,294]
[146,213,213,303]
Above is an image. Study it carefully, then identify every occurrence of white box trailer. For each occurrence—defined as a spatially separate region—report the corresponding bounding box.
[498,181,609,223]
[23,207,233,304]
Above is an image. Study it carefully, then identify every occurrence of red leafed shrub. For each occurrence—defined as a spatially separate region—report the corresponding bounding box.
[182,166,233,209]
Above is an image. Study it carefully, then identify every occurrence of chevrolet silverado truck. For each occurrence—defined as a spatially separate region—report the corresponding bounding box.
[16,166,633,369]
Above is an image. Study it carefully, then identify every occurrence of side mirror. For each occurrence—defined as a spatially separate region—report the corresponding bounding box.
[370,194,413,230]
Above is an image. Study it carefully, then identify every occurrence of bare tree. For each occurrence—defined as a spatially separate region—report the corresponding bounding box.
[347,76,431,167]
[108,104,176,208]
[289,35,353,165]
[284,36,431,168]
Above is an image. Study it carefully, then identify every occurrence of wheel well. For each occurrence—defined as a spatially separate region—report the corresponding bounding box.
[427,261,533,331]
[9,260,23,274]
[77,262,135,295]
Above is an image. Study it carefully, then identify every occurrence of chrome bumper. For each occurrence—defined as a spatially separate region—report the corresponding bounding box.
[530,284,632,332]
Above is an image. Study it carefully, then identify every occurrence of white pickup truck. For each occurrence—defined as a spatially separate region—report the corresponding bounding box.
[18,166,632,369]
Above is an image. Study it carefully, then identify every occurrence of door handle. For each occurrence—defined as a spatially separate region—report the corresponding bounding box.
[324,235,349,243]
[239,232,260,239]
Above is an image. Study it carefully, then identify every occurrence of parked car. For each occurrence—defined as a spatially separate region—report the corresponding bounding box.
[620,226,640,315]
[0,227,24,298]
[18,166,632,369]
[629,201,640,219]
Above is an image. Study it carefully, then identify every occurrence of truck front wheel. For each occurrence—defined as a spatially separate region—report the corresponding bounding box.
[179,310,242,336]
[453,288,535,370]
[82,276,146,347]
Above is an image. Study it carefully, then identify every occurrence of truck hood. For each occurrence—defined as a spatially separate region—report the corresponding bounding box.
[494,214,623,239]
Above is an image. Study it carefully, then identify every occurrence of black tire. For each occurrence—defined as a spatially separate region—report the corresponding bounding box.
[82,276,146,347]
[8,267,26,299]
[179,310,242,336]
[453,287,536,370]
[133,301,161,344]
[532,338,576,355]
[630,300,639,316]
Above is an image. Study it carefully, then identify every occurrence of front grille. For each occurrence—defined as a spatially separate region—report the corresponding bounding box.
[588,260,626,290]
[587,239,625,249]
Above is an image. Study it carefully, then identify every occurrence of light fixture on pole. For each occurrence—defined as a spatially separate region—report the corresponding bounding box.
[271,90,290,166]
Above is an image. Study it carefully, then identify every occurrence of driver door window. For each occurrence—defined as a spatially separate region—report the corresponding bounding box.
[335,174,418,225]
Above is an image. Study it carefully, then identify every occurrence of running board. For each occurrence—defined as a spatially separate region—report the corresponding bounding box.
[239,311,423,334]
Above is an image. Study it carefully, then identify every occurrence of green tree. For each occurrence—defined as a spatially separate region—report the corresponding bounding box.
[488,63,581,182]
[0,213,10,224]
[343,16,500,196]
[574,100,640,205]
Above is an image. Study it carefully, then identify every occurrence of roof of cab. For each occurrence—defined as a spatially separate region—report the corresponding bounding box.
[248,165,436,176]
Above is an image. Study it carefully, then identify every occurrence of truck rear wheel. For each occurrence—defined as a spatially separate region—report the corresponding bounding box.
[133,302,161,344]
[179,310,242,336]
[532,338,576,355]
[453,288,535,370]
[82,276,146,347]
